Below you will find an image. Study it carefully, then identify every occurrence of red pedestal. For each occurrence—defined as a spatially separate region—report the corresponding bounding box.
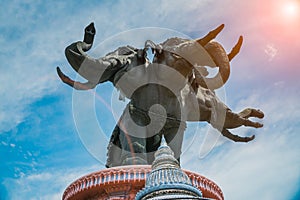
[62,165,224,200]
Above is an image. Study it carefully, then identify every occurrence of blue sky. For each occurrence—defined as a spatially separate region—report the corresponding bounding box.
[1,0,300,199]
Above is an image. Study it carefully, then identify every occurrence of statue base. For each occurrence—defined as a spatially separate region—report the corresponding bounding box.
[62,165,224,200]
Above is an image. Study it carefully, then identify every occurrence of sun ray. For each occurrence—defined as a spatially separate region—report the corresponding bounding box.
[282,0,300,19]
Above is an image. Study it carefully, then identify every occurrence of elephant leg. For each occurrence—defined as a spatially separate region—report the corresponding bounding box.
[146,134,162,164]
[106,125,122,168]
[239,108,264,119]
[223,109,264,129]
[221,129,255,143]
[163,122,186,163]
[118,128,148,165]
[241,118,264,128]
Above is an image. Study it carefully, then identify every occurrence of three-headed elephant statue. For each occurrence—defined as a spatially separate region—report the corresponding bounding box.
[57,23,264,167]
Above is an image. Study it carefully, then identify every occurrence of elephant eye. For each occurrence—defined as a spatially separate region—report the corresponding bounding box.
[172,53,182,59]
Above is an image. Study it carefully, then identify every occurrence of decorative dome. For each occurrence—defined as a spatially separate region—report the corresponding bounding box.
[135,138,204,200]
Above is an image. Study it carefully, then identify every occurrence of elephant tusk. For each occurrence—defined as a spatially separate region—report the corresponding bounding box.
[222,129,255,142]
[227,36,243,61]
[56,67,96,90]
[196,24,225,46]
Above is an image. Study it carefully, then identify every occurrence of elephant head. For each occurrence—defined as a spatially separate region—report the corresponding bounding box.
[145,24,243,90]
[57,22,147,90]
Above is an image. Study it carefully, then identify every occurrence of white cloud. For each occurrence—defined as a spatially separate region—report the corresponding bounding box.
[0,9,65,132]
[1,0,299,199]
[0,0,218,133]
[0,0,262,133]
[264,43,278,61]
[1,141,8,146]
[181,85,300,199]
[3,165,101,200]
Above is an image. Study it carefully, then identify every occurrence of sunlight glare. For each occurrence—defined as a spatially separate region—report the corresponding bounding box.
[282,1,299,19]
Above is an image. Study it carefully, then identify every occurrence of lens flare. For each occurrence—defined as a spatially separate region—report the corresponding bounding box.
[282,1,299,19]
